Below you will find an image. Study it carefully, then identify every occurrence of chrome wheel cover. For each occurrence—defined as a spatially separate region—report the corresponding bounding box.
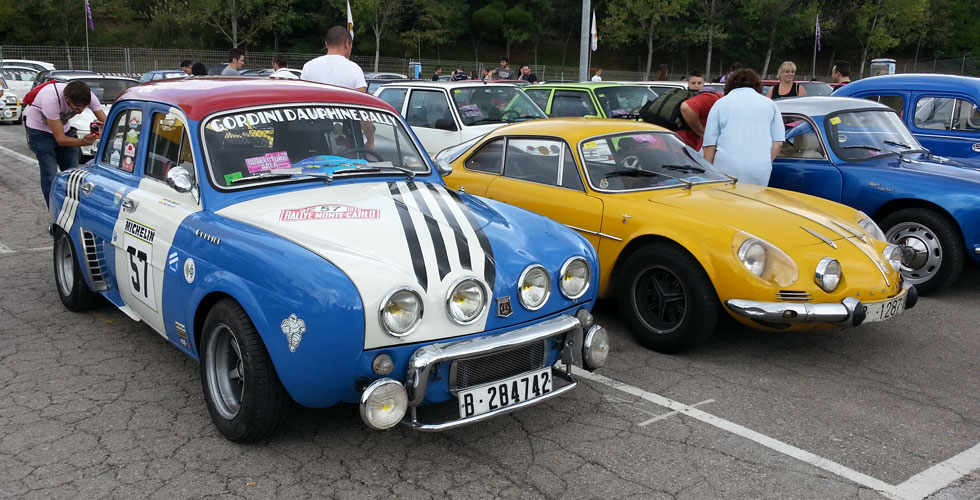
[55,234,75,296]
[205,324,245,420]
[886,221,942,286]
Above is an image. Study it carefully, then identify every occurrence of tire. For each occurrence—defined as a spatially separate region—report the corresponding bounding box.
[617,242,719,354]
[880,208,963,295]
[200,298,288,442]
[53,228,102,311]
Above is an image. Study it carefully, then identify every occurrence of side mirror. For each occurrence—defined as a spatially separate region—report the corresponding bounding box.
[435,159,453,176]
[166,164,201,203]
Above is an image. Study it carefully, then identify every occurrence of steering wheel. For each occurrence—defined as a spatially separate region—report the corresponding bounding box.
[500,110,522,121]
[339,148,384,162]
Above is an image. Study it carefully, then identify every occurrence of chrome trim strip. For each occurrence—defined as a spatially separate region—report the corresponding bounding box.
[831,220,867,242]
[912,132,978,142]
[402,367,576,432]
[801,226,838,249]
[404,314,580,406]
[565,224,623,241]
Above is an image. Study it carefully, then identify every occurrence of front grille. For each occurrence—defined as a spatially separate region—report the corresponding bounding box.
[450,340,547,392]
[777,290,812,301]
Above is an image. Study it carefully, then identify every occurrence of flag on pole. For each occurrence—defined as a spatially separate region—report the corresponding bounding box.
[85,0,94,30]
[815,14,821,51]
[590,10,597,52]
[346,0,354,39]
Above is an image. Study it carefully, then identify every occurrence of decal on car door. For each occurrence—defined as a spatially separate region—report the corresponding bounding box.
[122,218,157,311]
[56,169,90,232]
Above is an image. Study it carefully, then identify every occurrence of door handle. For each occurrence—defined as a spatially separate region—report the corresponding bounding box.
[80,182,94,195]
[121,198,138,213]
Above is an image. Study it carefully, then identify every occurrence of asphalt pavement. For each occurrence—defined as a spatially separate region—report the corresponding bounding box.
[1,123,978,500]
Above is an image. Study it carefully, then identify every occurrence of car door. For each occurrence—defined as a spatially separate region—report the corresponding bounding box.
[484,137,604,247]
[108,106,202,337]
[548,90,600,118]
[770,114,844,202]
[909,93,980,161]
[404,88,461,156]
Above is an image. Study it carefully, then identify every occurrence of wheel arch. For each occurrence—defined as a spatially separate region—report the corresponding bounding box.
[193,291,234,355]
[871,198,966,249]
[609,234,718,297]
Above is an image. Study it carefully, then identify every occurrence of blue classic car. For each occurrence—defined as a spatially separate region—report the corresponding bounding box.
[770,97,980,294]
[49,78,608,441]
[833,74,980,165]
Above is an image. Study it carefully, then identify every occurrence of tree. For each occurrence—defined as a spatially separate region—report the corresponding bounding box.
[851,0,928,77]
[470,2,505,64]
[501,5,533,59]
[605,0,691,80]
[184,0,290,48]
[689,0,732,81]
[741,0,818,78]
[399,0,467,60]
[332,0,403,72]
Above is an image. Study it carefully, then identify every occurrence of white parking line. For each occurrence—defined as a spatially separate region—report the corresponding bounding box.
[0,241,12,254]
[0,144,38,165]
[0,244,51,255]
[639,399,715,426]
[573,366,980,500]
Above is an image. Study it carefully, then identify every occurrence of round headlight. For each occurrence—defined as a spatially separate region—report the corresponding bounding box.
[814,257,842,292]
[518,265,551,310]
[379,288,423,336]
[583,325,609,370]
[856,212,887,241]
[359,378,408,430]
[737,239,767,277]
[559,257,591,299]
[446,277,487,325]
[882,243,903,272]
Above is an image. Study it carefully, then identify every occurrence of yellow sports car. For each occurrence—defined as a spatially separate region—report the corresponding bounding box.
[435,119,918,353]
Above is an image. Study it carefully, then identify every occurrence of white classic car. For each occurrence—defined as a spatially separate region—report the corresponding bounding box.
[0,75,22,124]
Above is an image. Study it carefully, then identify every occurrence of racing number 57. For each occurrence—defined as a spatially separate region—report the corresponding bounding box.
[127,245,149,298]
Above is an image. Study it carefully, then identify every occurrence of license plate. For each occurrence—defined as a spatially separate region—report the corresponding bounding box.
[458,367,552,419]
[863,294,906,323]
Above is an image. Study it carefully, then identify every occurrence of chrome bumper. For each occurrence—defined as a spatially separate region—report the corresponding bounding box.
[726,296,865,327]
[402,313,583,431]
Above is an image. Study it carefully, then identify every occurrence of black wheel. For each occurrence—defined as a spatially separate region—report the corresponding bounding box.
[880,209,963,295]
[200,298,288,442]
[617,243,719,353]
[53,228,102,311]
[339,148,384,162]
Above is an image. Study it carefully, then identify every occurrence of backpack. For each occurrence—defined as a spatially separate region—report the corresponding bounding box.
[22,80,58,107]
[640,88,697,130]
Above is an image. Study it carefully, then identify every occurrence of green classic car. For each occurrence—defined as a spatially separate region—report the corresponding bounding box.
[524,82,656,120]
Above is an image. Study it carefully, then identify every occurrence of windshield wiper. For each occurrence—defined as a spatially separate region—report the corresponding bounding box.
[604,169,665,178]
[467,118,501,126]
[841,145,882,152]
[662,163,706,173]
[229,170,335,185]
[333,162,416,180]
[883,140,911,149]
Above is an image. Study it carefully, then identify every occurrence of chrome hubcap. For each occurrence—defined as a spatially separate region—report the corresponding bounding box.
[886,222,942,285]
[205,324,245,420]
[56,234,75,296]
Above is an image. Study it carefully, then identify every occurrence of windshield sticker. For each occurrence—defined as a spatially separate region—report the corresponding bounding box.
[207,107,397,133]
[280,204,381,222]
[245,151,292,173]
[583,141,597,149]
[129,116,139,129]
[829,117,842,125]
[223,171,243,185]
[599,179,609,189]
[113,137,123,150]
[632,134,660,143]
[110,150,121,167]
[122,157,135,172]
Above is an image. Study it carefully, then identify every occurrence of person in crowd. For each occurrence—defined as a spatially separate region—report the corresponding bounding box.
[301,26,367,92]
[451,67,469,81]
[656,64,669,80]
[719,61,742,83]
[25,80,106,207]
[591,68,602,82]
[190,63,208,76]
[481,67,492,81]
[702,68,784,185]
[496,57,515,79]
[519,64,539,84]
[677,90,722,151]
[180,60,193,75]
[271,55,298,79]
[765,61,808,100]
[222,48,246,75]
[470,70,479,80]
[832,60,852,85]
[431,66,442,81]
[687,70,705,92]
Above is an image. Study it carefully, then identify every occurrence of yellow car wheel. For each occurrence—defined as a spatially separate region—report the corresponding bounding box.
[617,243,719,353]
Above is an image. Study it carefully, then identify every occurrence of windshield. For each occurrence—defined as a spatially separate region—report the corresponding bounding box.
[79,78,137,103]
[202,104,429,189]
[595,86,656,118]
[435,134,487,163]
[580,131,730,192]
[826,110,925,161]
[1,69,36,82]
[451,86,546,126]
[801,82,833,96]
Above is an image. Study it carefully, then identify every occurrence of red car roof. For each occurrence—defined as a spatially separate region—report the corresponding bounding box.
[117,77,396,121]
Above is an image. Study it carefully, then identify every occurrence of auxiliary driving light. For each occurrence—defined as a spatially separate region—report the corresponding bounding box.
[372,354,394,375]
[359,378,408,430]
[583,325,609,370]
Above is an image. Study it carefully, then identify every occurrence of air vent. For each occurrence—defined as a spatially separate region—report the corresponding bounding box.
[776,290,812,301]
[80,229,109,291]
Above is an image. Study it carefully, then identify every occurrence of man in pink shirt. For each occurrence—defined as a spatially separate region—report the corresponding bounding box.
[25,80,107,207]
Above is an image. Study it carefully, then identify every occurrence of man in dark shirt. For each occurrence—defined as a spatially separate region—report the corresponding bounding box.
[518,65,538,84]
[432,66,442,81]
[832,61,851,85]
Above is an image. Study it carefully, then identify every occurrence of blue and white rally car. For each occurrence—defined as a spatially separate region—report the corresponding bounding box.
[49,78,608,442]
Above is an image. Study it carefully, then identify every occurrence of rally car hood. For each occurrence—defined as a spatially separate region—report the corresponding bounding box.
[643,182,871,248]
[217,181,591,349]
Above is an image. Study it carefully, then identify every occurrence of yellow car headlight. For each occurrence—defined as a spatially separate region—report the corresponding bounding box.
[732,231,798,287]
[814,257,842,292]
[855,211,886,241]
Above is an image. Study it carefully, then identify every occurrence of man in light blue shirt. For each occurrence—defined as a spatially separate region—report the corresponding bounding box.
[702,68,785,186]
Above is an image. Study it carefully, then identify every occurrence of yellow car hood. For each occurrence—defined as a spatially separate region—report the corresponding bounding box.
[642,183,864,248]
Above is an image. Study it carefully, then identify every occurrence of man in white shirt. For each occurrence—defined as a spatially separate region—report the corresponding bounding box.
[301,26,367,92]
[591,68,602,82]
[270,55,298,79]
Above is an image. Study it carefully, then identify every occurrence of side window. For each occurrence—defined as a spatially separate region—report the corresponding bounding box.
[958,100,980,132]
[779,116,825,159]
[145,112,195,183]
[464,139,504,174]
[101,109,142,172]
[559,143,584,191]
[377,88,407,113]
[503,138,565,187]
[406,90,456,131]
[550,90,597,117]
[525,89,551,111]
[916,97,980,132]
[863,95,905,115]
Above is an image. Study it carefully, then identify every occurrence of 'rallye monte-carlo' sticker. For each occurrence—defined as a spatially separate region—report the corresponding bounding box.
[279,204,380,221]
